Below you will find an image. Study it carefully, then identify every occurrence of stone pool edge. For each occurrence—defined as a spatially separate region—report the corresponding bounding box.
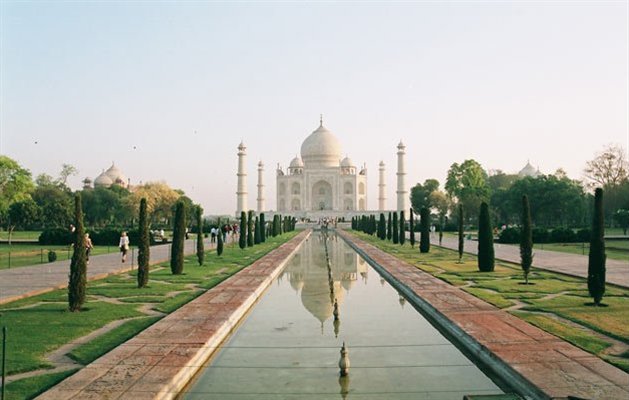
[35,229,311,400]
[339,230,629,400]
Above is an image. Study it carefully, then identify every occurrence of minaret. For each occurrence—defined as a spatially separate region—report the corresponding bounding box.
[396,141,408,213]
[378,161,386,211]
[257,160,265,212]
[236,141,248,215]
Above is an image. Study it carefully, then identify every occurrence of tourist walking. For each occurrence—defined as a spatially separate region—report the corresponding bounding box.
[119,231,130,263]
[84,233,93,264]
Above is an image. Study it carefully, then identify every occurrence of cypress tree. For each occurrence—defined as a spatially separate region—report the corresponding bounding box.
[216,218,224,256]
[247,210,254,247]
[260,213,266,242]
[196,206,204,266]
[409,208,415,247]
[420,207,430,253]
[392,212,399,244]
[254,216,261,244]
[458,204,464,263]
[477,202,495,272]
[170,201,186,274]
[520,195,533,284]
[239,211,247,249]
[378,213,386,240]
[399,210,405,245]
[137,198,150,288]
[387,212,392,241]
[588,188,606,306]
[68,194,87,311]
[272,215,279,237]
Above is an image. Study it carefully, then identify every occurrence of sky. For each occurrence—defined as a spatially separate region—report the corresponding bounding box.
[1,1,627,215]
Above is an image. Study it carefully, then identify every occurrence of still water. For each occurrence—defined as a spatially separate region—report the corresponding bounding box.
[181,232,504,399]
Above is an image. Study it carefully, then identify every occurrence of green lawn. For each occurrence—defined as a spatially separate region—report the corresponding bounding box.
[0,231,42,241]
[0,231,298,399]
[351,231,629,373]
[537,241,628,261]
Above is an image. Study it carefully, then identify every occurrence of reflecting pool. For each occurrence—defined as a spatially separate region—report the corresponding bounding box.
[181,232,504,399]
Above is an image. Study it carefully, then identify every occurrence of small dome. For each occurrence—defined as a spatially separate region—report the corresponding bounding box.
[290,156,304,168]
[397,141,405,149]
[519,161,539,177]
[300,121,342,168]
[379,160,385,167]
[94,172,113,187]
[340,156,353,167]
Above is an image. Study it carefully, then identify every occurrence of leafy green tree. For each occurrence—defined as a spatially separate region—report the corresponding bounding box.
[420,207,430,253]
[410,179,440,212]
[392,212,399,244]
[520,195,533,284]
[477,202,495,272]
[409,208,415,247]
[216,218,224,256]
[7,199,40,232]
[445,160,490,222]
[247,210,254,247]
[68,194,87,311]
[196,206,204,266]
[615,209,629,235]
[260,213,266,242]
[254,216,261,244]
[399,210,405,245]
[32,185,73,228]
[0,155,35,226]
[239,211,247,249]
[588,188,606,306]
[387,212,392,241]
[137,198,150,288]
[170,201,186,274]
[458,204,464,263]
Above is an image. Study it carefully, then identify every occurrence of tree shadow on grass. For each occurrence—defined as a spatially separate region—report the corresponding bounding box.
[584,302,609,307]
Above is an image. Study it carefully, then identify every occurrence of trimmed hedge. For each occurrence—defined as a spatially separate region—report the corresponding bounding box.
[498,227,591,244]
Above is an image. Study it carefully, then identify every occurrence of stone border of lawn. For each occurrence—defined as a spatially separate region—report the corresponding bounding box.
[339,230,629,400]
[35,230,311,400]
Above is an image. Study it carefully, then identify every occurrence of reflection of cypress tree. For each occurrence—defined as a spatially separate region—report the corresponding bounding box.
[458,204,464,263]
[399,210,405,245]
[520,195,533,284]
[196,207,204,266]
[68,194,87,311]
[477,202,495,272]
[170,201,186,274]
[137,198,150,288]
[254,216,261,244]
[392,212,399,244]
[409,208,415,247]
[216,218,224,256]
[387,212,392,241]
[239,211,247,249]
[259,213,266,242]
[420,207,430,253]
[247,210,254,247]
[588,188,606,306]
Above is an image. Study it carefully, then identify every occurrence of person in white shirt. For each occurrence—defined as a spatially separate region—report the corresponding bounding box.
[119,231,130,263]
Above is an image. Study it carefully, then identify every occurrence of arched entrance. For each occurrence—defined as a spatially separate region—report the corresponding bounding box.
[311,180,333,210]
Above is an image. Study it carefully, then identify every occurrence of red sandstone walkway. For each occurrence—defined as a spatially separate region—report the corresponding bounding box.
[36,230,310,400]
[343,230,629,400]
[0,238,216,305]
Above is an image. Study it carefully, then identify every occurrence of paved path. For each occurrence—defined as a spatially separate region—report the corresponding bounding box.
[0,238,219,305]
[36,230,310,400]
[343,231,629,400]
[428,233,628,288]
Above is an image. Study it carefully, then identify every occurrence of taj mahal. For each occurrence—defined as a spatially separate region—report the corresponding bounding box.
[236,117,409,219]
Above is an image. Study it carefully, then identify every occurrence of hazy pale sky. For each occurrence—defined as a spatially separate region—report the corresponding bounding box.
[1,1,627,215]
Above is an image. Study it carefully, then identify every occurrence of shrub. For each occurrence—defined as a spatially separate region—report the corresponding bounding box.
[532,227,549,243]
[550,227,577,243]
[137,198,150,288]
[68,194,87,312]
[576,228,591,243]
[47,250,57,262]
[520,195,533,284]
[39,228,72,245]
[588,188,606,306]
[498,227,520,244]
[477,202,495,272]
[420,207,430,253]
[170,201,186,275]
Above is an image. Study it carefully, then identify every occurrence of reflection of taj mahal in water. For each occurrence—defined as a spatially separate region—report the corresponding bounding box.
[235,117,409,218]
[279,234,368,326]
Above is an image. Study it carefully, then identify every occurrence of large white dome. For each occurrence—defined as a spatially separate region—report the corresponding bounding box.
[300,122,341,168]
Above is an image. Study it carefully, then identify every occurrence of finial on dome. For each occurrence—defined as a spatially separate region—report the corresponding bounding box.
[320,114,323,126]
